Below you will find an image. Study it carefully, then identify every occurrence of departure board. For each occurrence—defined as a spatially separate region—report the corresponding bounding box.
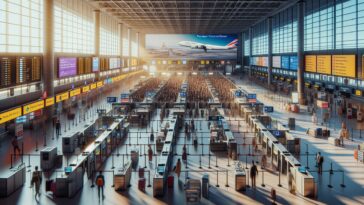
[85,57,92,74]
[31,57,41,81]
[317,55,331,74]
[305,55,316,72]
[273,56,281,68]
[332,55,356,78]
[281,56,290,69]
[0,57,12,87]
[16,57,26,84]
[78,58,85,75]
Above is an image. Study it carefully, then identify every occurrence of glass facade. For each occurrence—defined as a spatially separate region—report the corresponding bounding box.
[123,28,130,57]
[54,0,94,54]
[244,32,250,56]
[131,31,138,58]
[0,0,43,53]
[252,20,268,55]
[100,13,119,56]
[272,5,297,54]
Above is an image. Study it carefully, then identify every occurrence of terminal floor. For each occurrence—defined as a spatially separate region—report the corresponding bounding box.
[0,74,362,205]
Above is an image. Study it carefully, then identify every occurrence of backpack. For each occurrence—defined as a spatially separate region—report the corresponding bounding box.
[96,177,104,186]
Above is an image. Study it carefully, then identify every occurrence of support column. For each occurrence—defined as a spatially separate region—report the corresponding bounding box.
[297,1,305,105]
[249,27,253,78]
[119,23,123,69]
[43,0,55,119]
[94,10,100,79]
[268,17,273,86]
[128,28,132,68]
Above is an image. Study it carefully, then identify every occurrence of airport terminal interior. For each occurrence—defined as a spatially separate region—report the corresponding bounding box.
[1,0,364,204]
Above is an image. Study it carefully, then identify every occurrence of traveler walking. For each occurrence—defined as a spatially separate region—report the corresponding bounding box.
[96,171,105,200]
[31,166,42,200]
[250,161,258,188]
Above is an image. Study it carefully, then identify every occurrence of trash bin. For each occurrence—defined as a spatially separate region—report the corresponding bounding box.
[288,118,295,130]
[202,174,209,198]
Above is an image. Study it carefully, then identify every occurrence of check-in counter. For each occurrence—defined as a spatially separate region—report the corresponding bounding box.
[0,164,26,197]
[40,146,57,170]
[114,161,132,191]
[62,132,80,154]
[289,166,315,197]
[234,162,246,191]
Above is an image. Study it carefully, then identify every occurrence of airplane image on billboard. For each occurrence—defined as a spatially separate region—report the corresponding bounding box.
[145,34,238,60]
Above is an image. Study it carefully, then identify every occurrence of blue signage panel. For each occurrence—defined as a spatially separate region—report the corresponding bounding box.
[281,56,290,69]
[15,116,27,123]
[120,93,129,99]
[247,93,256,99]
[180,92,186,97]
[272,130,283,137]
[107,97,117,103]
[264,106,274,113]
[235,90,242,97]
[289,56,298,70]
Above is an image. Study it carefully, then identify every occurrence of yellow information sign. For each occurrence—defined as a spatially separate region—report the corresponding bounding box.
[70,88,81,97]
[317,55,331,74]
[201,60,205,65]
[23,100,44,115]
[332,55,356,78]
[45,97,55,107]
[305,55,317,72]
[56,92,69,102]
[0,108,22,124]
[355,90,362,96]
[90,83,97,90]
[97,81,103,88]
[82,85,90,93]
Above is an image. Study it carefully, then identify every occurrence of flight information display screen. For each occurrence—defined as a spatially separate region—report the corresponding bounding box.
[145,34,238,60]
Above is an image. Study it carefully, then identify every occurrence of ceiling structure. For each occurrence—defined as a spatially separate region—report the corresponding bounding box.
[89,0,298,34]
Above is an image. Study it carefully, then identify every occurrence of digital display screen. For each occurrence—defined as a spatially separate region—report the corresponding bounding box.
[273,56,281,68]
[58,57,77,78]
[109,58,121,69]
[332,55,356,78]
[281,56,290,69]
[305,55,316,72]
[264,106,274,113]
[289,56,298,70]
[92,57,99,72]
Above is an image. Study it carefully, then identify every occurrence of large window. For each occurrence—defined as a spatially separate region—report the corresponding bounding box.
[131,31,138,58]
[123,28,130,57]
[305,0,364,50]
[0,0,43,53]
[100,13,119,56]
[244,32,250,56]
[54,0,94,54]
[272,5,297,54]
[252,20,268,55]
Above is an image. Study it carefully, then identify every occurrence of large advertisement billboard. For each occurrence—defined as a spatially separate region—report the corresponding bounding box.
[58,57,77,78]
[145,34,238,60]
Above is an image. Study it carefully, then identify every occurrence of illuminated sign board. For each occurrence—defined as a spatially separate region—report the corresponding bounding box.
[317,55,331,74]
[90,83,97,90]
[281,56,290,69]
[82,85,90,93]
[70,88,81,97]
[97,81,103,88]
[0,108,22,124]
[56,92,69,102]
[23,100,44,115]
[332,55,356,78]
[289,56,298,70]
[273,56,281,68]
[45,97,55,107]
[305,55,316,72]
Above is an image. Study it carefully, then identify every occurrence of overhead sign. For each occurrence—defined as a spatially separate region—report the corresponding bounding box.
[317,100,329,109]
[45,97,54,107]
[82,85,90,93]
[56,92,69,103]
[291,92,299,104]
[90,83,97,90]
[23,100,44,115]
[317,55,331,74]
[264,106,274,113]
[97,81,103,88]
[305,55,316,72]
[332,55,356,78]
[107,97,117,103]
[70,88,81,97]
[234,90,242,97]
[15,116,27,124]
[247,93,256,99]
[0,108,22,124]
[180,92,186,97]
[355,90,362,96]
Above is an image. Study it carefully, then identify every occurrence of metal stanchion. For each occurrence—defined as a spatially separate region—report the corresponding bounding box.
[199,154,202,169]
[148,170,151,187]
[111,170,115,187]
[306,143,309,169]
[261,171,265,187]
[225,170,229,187]
[278,168,282,187]
[227,153,230,167]
[111,154,115,169]
[328,163,333,188]
[340,170,346,188]
[216,170,220,187]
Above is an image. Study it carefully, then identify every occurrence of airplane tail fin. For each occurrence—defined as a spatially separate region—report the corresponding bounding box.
[226,39,238,48]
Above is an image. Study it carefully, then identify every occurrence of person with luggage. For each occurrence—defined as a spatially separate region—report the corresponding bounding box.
[31,166,42,200]
[174,159,182,179]
[96,171,105,200]
[182,144,187,161]
[11,136,21,157]
[250,161,258,188]
[55,119,61,136]
[339,122,349,147]
[148,145,153,162]
[318,155,324,175]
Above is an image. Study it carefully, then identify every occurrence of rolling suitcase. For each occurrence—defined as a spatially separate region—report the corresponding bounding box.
[138,178,146,192]
[316,128,322,137]
[167,175,174,188]
[139,168,145,178]
[46,180,53,192]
